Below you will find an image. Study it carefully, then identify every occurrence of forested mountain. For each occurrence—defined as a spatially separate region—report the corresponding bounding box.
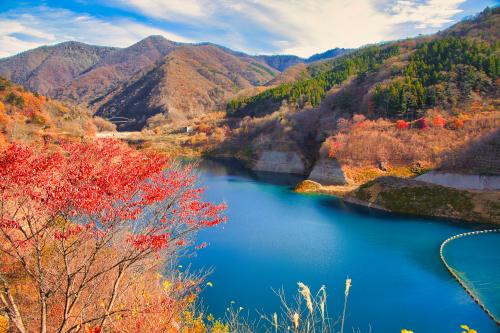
[256,55,304,71]
[95,44,278,129]
[257,48,350,71]
[228,45,399,117]
[306,48,351,63]
[372,37,498,118]
[0,42,116,96]
[0,37,287,129]
[0,31,350,130]
[227,7,499,121]
[0,7,497,136]
[54,36,179,106]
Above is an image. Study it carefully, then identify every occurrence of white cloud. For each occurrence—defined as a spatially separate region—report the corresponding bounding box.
[104,0,467,57]
[389,0,464,28]
[242,0,393,56]
[0,7,193,58]
[108,0,210,21]
[0,0,468,59]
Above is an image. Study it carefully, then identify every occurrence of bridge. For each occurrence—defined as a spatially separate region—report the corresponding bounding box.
[106,116,131,125]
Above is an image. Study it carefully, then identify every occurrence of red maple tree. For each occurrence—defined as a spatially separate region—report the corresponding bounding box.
[0,140,226,333]
[395,120,409,130]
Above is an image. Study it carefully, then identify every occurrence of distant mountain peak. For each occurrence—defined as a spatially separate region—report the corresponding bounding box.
[306,48,351,63]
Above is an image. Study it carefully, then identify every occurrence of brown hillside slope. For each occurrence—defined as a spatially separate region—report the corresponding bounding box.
[55,36,179,107]
[95,44,278,130]
[0,42,116,96]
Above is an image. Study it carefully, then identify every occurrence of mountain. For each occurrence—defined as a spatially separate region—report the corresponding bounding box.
[256,55,304,71]
[0,42,116,96]
[306,48,351,63]
[0,37,282,129]
[229,7,499,120]
[95,44,278,130]
[257,48,351,72]
[54,36,179,107]
[0,35,352,131]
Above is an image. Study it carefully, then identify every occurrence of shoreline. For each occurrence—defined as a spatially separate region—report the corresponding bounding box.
[170,155,500,225]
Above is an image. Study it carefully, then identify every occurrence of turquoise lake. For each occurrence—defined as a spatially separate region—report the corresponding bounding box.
[443,232,500,322]
[187,160,500,333]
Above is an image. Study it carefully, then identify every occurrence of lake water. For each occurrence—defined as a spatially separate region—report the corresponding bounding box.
[187,159,499,333]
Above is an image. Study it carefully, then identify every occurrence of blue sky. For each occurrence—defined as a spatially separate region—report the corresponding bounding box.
[0,0,496,58]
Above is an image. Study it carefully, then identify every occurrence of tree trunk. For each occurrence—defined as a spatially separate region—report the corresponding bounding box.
[99,267,125,329]
[40,293,47,333]
[0,281,27,333]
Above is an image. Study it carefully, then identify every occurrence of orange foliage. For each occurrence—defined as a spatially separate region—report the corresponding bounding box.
[19,92,44,117]
[469,101,483,113]
[396,120,409,129]
[85,327,102,333]
[0,80,97,143]
[190,132,208,145]
[196,123,212,135]
[451,118,465,129]
[327,138,342,158]
[432,115,446,128]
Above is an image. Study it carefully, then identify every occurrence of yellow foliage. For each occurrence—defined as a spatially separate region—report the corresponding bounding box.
[162,280,172,291]
[0,314,8,333]
[212,320,229,333]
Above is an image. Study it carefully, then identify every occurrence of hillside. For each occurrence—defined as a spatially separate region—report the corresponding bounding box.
[0,76,107,147]
[94,44,279,130]
[257,48,350,71]
[215,8,499,182]
[0,35,353,131]
[54,36,179,107]
[0,42,116,96]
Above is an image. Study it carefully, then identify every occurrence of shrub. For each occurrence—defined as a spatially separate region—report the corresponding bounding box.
[326,112,498,179]
[432,115,446,128]
[396,120,409,129]
[5,92,24,107]
[415,117,429,130]
[352,114,366,123]
[451,118,465,129]
[92,116,117,132]
[196,123,212,134]
[327,139,343,158]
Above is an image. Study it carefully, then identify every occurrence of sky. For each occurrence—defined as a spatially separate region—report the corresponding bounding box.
[0,0,496,58]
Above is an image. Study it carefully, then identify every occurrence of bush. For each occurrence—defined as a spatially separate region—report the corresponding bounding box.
[396,120,409,129]
[415,117,429,130]
[93,116,117,132]
[432,115,446,127]
[5,92,24,107]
